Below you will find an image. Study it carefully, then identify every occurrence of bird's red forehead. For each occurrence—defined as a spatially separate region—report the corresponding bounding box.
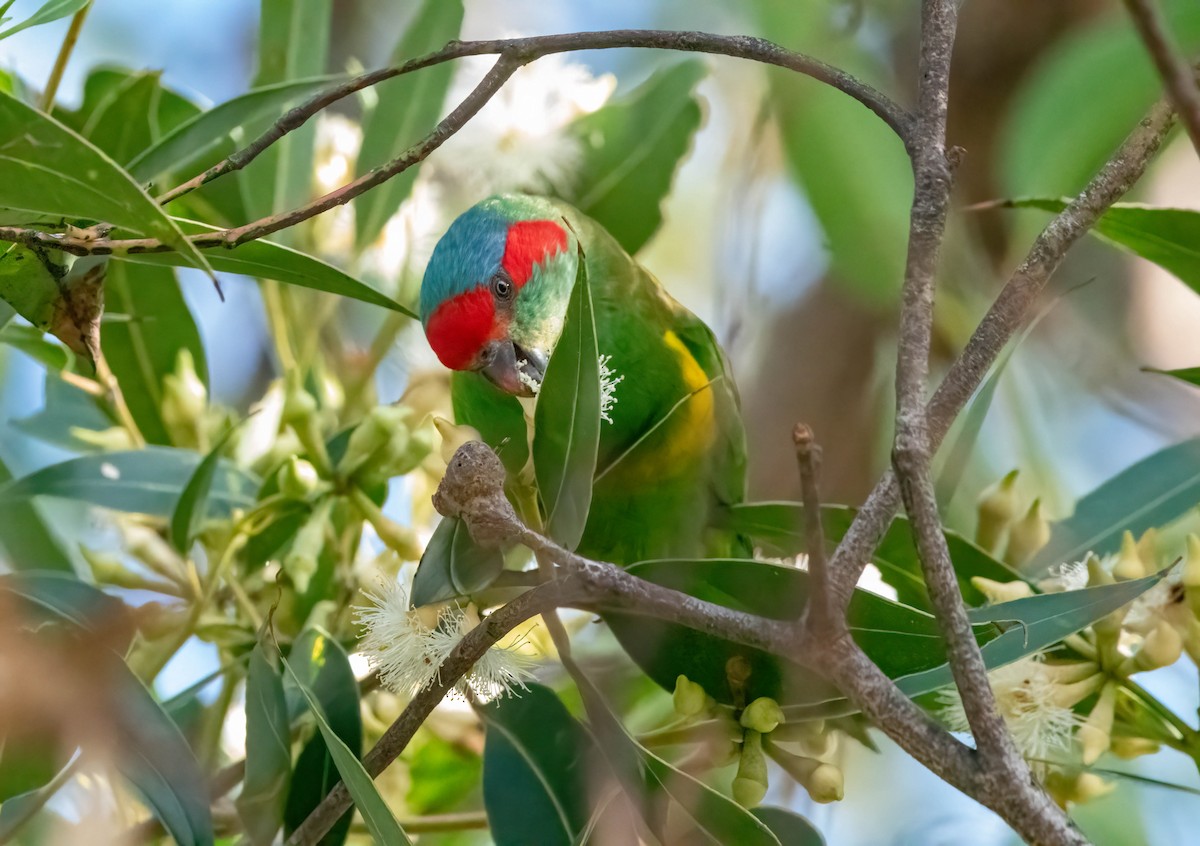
[425,219,568,371]
[501,220,569,287]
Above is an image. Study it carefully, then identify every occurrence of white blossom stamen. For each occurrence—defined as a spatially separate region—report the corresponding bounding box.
[598,354,623,424]
[355,582,537,701]
[938,655,1082,775]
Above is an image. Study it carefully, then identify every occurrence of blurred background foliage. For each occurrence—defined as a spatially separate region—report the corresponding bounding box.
[1,0,1200,844]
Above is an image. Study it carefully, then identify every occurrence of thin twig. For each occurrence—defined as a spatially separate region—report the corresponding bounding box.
[38,1,92,112]
[0,30,909,257]
[1123,0,1200,157]
[792,423,831,631]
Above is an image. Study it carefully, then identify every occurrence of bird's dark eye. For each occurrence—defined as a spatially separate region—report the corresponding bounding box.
[491,274,513,301]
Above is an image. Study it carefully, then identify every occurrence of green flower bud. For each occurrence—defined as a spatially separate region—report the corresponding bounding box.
[770,721,832,758]
[763,739,845,803]
[1110,735,1160,760]
[1112,530,1145,581]
[1184,535,1200,589]
[740,697,784,734]
[82,546,133,586]
[1079,682,1116,765]
[732,730,768,808]
[1136,528,1159,572]
[673,675,708,718]
[970,576,1033,604]
[284,498,333,593]
[1003,498,1050,568]
[1086,553,1113,588]
[282,383,319,426]
[434,416,482,464]
[338,404,410,479]
[277,456,321,499]
[975,469,1018,553]
[161,349,207,447]
[1123,620,1183,674]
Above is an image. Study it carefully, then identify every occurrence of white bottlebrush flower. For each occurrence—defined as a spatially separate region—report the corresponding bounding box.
[598,353,623,424]
[938,656,1083,774]
[310,113,363,258]
[355,581,536,701]
[433,51,615,197]
[516,361,541,395]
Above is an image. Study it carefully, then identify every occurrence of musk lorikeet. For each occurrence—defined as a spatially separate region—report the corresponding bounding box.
[419,194,747,564]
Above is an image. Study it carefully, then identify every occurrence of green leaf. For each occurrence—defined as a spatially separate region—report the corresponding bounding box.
[0,241,102,361]
[129,76,343,184]
[1002,200,1200,303]
[0,321,70,371]
[170,425,237,553]
[481,683,596,846]
[753,0,910,304]
[112,656,214,846]
[10,368,117,453]
[354,0,462,250]
[533,248,600,550]
[0,455,75,572]
[118,220,414,315]
[604,558,1162,714]
[0,447,260,517]
[562,60,703,254]
[1028,437,1200,572]
[82,71,163,165]
[726,502,1026,609]
[751,807,825,846]
[237,640,292,846]
[603,558,949,708]
[282,627,363,846]
[280,632,409,846]
[0,243,65,347]
[103,260,207,445]
[411,515,505,606]
[0,90,214,277]
[896,572,1166,698]
[245,0,331,229]
[0,0,88,41]
[0,570,125,637]
[1001,0,1200,198]
[1146,366,1200,387]
[405,734,481,815]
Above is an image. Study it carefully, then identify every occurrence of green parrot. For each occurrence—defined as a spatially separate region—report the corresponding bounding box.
[419,194,747,564]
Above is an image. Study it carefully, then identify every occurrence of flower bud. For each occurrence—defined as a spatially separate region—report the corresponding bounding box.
[284,498,333,593]
[360,417,435,485]
[1112,531,1145,581]
[1124,620,1183,673]
[1079,682,1116,765]
[161,349,207,448]
[732,730,768,808]
[338,405,410,479]
[975,469,1019,553]
[82,546,133,586]
[434,416,482,465]
[770,721,832,758]
[970,576,1033,604]
[764,740,845,803]
[1003,499,1050,568]
[1086,553,1113,588]
[71,426,136,451]
[673,675,708,719]
[282,383,319,426]
[1136,528,1159,572]
[1110,736,1160,760]
[740,697,784,734]
[277,456,321,499]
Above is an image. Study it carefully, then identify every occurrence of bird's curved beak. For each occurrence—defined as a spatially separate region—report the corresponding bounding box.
[480,339,547,397]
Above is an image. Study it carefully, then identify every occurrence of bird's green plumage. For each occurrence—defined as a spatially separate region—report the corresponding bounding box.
[436,196,747,565]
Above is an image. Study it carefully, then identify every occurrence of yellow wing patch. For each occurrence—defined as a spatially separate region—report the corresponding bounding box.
[602,331,716,487]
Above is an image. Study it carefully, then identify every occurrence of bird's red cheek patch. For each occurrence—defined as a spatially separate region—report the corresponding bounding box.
[425,287,498,371]
[501,220,568,288]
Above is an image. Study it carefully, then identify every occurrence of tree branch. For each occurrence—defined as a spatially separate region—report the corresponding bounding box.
[0,30,910,257]
[1123,0,1200,157]
[822,98,1175,613]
